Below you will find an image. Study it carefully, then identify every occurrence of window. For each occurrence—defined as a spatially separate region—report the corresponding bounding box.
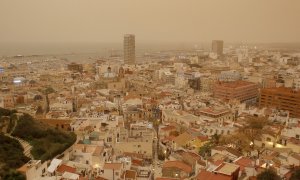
[296,135,300,139]
[115,172,119,176]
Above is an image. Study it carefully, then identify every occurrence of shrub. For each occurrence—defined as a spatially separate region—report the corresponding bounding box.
[0,133,30,178]
[12,113,76,162]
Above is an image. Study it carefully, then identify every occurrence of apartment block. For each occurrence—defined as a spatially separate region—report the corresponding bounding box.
[213,80,258,104]
[259,87,300,118]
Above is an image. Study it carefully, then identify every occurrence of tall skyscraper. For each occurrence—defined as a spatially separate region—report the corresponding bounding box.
[212,40,224,55]
[124,34,135,65]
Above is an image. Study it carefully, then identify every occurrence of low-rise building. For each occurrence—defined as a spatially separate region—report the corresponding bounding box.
[162,161,193,179]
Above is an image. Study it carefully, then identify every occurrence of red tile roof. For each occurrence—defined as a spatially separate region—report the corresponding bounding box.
[213,160,224,166]
[123,170,137,179]
[197,135,209,141]
[103,163,122,170]
[57,164,76,174]
[163,161,192,173]
[196,170,232,180]
[234,157,253,171]
[161,125,176,131]
[79,177,89,180]
[132,159,143,166]
[123,152,144,159]
[215,80,257,89]
[161,135,176,142]
[95,177,108,180]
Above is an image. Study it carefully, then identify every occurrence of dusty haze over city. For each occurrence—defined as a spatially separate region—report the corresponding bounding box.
[1,1,300,180]
[0,0,300,43]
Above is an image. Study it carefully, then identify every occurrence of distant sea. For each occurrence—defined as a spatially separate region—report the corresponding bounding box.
[0,42,299,58]
[0,42,122,57]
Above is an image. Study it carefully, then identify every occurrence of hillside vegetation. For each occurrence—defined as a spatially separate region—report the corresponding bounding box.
[0,133,28,180]
[0,108,18,134]
[12,113,77,161]
[0,108,76,179]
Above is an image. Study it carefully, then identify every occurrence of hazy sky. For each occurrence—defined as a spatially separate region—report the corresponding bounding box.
[0,0,300,43]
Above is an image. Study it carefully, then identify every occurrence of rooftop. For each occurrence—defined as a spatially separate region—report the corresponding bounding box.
[198,107,230,116]
[215,162,240,176]
[57,164,76,174]
[103,163,123,170]
[261,87,300,95]
[162,161,192,173]
[123,170,137,179]
[215,80,257,89]
[196,170,232,180]
[234,157,253,171]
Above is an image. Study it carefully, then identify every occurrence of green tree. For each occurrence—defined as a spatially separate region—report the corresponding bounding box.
[220,133,252,152]
[12,113,76,162]
[211,133,221,145]
[35,105,44,115]
[3,170,26,180]
[157,148,166,161]
[179,125,187,133]
[43,87,55,94]
[241,116,268,149]
[290,168,300,180]
[0,133,30,178]
[33,95,43,101]
[257,169,280,180]
[198,142,212,158]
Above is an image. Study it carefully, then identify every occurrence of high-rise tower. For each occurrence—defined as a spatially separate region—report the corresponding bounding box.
[212,40,224,55]
[124,34,135,64]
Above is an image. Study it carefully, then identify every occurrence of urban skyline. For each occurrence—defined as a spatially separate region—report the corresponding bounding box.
[124,34,135,65]
[1,1,300,180]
